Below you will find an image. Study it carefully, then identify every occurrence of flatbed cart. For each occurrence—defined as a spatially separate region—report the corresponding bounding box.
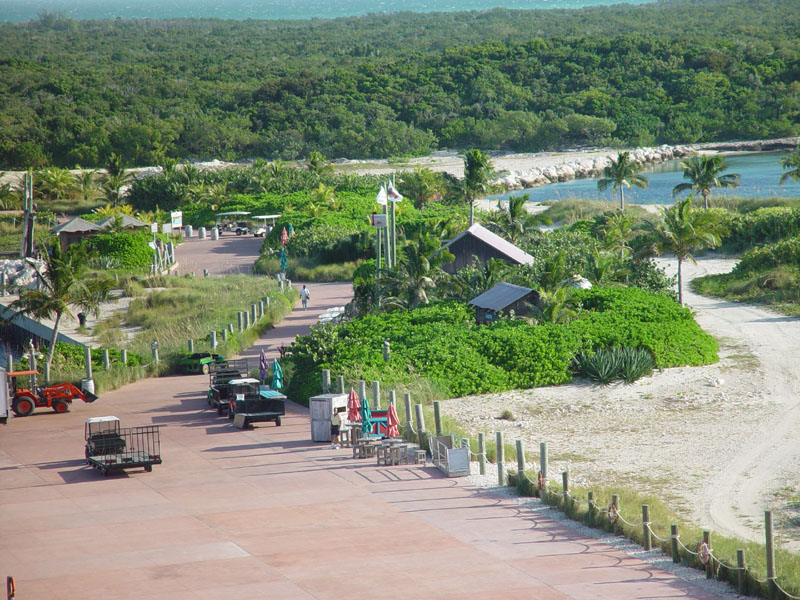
[207,359,249,415]
[85,416,162,476]
[228,379,286,429]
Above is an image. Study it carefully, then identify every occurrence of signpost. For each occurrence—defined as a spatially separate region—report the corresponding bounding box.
[170,211,183,229]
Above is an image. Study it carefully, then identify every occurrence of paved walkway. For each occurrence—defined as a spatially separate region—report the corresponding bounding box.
[0,237,733,599]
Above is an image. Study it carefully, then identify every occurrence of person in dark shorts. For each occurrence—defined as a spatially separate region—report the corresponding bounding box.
[330,408,342,449]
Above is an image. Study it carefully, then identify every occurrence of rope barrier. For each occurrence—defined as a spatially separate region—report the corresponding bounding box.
[646,523,671,543]
[775,580,800,600]
[676,537,701,557]
[615,511,644,528]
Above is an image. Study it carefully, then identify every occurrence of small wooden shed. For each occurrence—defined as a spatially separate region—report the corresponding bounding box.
[469,282,539,324]
[50,217,101,252]
[442,223,534,274]
[96,214,149,231]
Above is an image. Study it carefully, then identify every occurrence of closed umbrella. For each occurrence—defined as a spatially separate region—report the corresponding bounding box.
[259,348,269,382]
[279,248,288,271]
[271,358,284,391]
[386,403,399,438]
[360,397,373,436]
[280,227,289,246]
[346,388,361,422]
[288,224,295,237]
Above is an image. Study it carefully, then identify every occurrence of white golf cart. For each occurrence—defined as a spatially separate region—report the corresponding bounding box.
[214,211,251,236]
[251,214,281,237]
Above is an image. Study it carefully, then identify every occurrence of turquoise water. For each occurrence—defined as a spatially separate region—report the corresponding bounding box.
[488,151,800,206]
[0,0,650,23]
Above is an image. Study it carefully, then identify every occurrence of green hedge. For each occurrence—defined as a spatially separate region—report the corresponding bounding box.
[286,287,717,404]
[733,235,800,273]
[725,207,800,250]
[86,231,155,268]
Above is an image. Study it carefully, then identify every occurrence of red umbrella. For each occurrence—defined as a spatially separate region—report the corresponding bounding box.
[346,388,361,422]
[280,227,289,246]
[386,403,400,438]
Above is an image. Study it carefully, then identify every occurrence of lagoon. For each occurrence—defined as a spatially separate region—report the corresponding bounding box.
[488,151,800,206]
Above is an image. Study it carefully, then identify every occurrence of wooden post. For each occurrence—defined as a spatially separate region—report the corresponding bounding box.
[433,401,442,436]
[403,393,412,441]
[251,303,258,323]
[188,339,194,353]
[358,380,366,403]
[642,505,651,551]
[237,312,244,332]
[227,323,234,334]
[244,311,250,329]
[736,549,746,594]
[222,328,228,341]
[203,268,209,277]
[414,403,426,448]
[765,510,776,596]
[372,381,380,409]
[322,370,331,393]
[28,343,37,386]
[264,296,270,308]
[516,439,525,476]
[703,530,712,579]
[588,491,595,519]
[43,362,50,385]
[388,389,396,409]
[562,470,569,509]
[259,300,264,318]
[383,340,390,362]
[84,346,93,380]
[671,525,680,563]
[336,375,344,394]
[478,432,486,475]
[496,431,505,486]
[210,330,217,350]
[151,341,159,365]
[611,494,619,510]
[102,348,110,370]
[6,353,12,371]
[540,441,548,480]
[120,349,127,365]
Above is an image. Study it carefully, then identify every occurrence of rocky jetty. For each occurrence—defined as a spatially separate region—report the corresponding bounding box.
[0,258,43,292]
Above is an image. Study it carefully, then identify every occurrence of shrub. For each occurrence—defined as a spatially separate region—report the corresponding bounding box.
[733,236,800,273]
[86,231,154,269]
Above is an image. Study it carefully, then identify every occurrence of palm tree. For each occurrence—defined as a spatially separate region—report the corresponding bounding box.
[672,154,739,209]
[310,183,336,208]
[379,234,454,310]
[597,151,648,210]
[399,168,445,209]
[645,196,726,305]
[600,211,635,259]
[585,249,629,287]
[0,182,20,209]
[38,166,75,203]
[11,243,112,374]
[486,194,551,245]
[779,145,800,185]
[73,167,99,202]
[101,154,132,207]
[306,151,333,175]
[450,149,497,226]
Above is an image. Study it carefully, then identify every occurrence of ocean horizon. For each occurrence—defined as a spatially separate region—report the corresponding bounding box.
[0,0,651,23]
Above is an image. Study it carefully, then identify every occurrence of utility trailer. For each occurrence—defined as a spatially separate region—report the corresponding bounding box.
[85,416,162,476]
[207,359,249,415]
[227,378,286,429]
[179,352,226,375]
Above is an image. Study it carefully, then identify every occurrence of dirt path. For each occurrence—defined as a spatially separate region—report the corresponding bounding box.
[659,257,800,546]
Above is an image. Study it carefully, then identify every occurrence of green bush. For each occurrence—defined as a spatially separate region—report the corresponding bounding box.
[286,287,716,404]
[725,207,800,251]
[574,346,654,384]
[733,236,800,273]
[86,231,155,269]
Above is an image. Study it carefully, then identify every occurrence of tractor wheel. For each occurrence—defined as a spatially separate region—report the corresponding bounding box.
[202,363,210,375]
[275,416,282,427]
[53,401,69,414]
[11,395,35,417]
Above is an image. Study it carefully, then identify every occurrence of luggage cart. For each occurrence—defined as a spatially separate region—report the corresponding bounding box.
[85,416,162,476]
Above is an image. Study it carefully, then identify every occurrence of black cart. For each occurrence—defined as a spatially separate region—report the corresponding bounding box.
[85,417,162,476]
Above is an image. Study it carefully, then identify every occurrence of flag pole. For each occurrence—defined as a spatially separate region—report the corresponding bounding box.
[390,177,396,268]
[384,185,391,268]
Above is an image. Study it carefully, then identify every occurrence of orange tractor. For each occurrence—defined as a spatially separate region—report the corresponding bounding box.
[6,370,98,417]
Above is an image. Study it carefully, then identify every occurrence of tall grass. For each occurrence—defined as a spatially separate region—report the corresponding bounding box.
[709,196,800,214]
[253,255,360,281]
[540,198,652,225]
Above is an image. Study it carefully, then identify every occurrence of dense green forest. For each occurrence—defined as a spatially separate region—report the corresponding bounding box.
[1,0,799,168]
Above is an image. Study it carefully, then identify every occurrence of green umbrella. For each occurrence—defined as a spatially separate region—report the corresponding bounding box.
[288,224,294,237]
[279,248,288,271]
[360,397,373,436]
[271,359,284,390]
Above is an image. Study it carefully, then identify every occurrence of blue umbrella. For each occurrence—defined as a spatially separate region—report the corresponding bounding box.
[259,348,269,382]
[360,397,373,436]
[271,358,284,391]
[279,248,288,271]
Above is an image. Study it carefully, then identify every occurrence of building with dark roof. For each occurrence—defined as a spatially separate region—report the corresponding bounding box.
[50,217,101,252]
[442,223,534,274]
[469,282,539,325]
[96,214,148,230]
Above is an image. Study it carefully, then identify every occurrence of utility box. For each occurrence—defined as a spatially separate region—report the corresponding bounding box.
[309,393,347,442]
[0,368,10,424]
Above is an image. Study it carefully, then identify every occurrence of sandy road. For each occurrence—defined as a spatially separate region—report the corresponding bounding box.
[658,256,800,544]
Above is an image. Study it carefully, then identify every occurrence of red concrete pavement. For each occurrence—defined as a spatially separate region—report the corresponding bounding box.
[0,236,732,599]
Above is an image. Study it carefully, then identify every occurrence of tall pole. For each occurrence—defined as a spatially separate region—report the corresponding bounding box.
[390,179,397,268]
[384,194,391,268]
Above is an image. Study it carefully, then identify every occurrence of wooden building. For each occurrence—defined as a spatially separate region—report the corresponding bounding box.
[442,223,534,274]
[96,214,149,231]
[469,282,539,325]
[50,217,101,252]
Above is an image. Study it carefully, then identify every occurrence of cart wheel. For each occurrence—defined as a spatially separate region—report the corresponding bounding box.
[201,363,209,375]
[53,401,69,413]
[275,416,281,427]
[145,465,153,472]
[11,396,35,417]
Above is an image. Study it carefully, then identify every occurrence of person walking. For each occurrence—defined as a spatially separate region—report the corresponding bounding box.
[300,285,310,310]
[330,408,342,449]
